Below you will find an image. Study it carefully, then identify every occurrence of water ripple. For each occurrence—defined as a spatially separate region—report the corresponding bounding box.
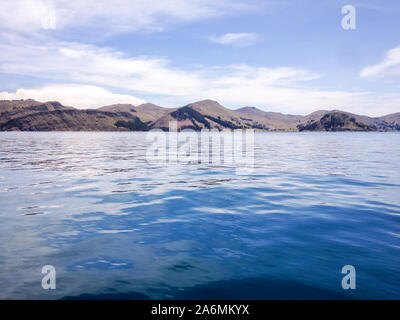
[0,132,399,299]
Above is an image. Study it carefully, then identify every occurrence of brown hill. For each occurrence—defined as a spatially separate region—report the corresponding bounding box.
[98,102,170,123]
[151,100,250,131]
[134,103,171,123]
[0,99,73,126]
[98,103,137,113]
[298,110,400,131]
[297,112,371,131]
[380,112,400,123]
[1,98,399,132]
[0,100,148,131]
[235,106,303,131]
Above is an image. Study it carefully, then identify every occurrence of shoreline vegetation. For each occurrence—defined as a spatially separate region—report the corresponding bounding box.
[1,98,399,132]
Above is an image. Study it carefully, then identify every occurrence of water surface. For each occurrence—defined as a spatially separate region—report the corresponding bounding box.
[0,132,399,299]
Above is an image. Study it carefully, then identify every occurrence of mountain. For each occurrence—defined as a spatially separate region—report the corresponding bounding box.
[134,103,172,123]
[374,112,400,130]
[97,103,137,113]
[1,99,399,131]
[380,112,400,123]
[297,110,400,131]
[303,110,331,122]
[0,99,72,112]
[297,112,371,131]
[0,99,73,126]
[149,101,400,132]
[235,106,303,130]
[98,102,169,123]
[0,100,148,131]
[151,100,249,130]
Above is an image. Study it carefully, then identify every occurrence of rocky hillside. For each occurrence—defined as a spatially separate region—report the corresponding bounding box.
[0,100,148,131]
[297,112,371,131]
[1,99,399,131]
[0,99,72,125]
[297,110,400,131]
[151,100,249,131]
[235,106,303,131]
[99,102,170,123]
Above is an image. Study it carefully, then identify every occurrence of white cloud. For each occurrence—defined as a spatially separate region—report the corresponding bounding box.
[1,38,399,116]
[0,84,145,108]
[0,0,253,36]
[209,33,260,47]
[360,46,400,77]
[0,40,207,96]
[0,40,317,97]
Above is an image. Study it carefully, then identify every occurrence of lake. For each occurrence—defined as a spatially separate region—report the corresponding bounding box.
[0,132,399,299]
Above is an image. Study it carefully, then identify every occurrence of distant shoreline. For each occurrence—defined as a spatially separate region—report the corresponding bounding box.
[1,99,399,132]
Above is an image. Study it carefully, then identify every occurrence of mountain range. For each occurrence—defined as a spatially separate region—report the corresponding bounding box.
[1,98,399,132]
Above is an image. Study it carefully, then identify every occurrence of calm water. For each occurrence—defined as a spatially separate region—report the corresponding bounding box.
[0,132,399,299]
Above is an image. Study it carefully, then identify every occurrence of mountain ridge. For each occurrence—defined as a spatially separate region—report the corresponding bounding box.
[1,99,399,132]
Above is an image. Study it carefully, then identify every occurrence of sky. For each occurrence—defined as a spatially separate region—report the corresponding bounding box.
[0,0,399,116]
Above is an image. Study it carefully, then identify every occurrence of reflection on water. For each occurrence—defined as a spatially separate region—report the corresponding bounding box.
[0,132,399,299]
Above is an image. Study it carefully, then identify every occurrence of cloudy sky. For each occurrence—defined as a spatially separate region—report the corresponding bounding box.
[0,0,399,116]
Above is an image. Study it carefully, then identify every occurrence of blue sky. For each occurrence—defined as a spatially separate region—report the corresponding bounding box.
[0,0,399,116]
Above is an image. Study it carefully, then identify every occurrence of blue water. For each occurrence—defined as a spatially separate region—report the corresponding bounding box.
[0,132,399,299]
